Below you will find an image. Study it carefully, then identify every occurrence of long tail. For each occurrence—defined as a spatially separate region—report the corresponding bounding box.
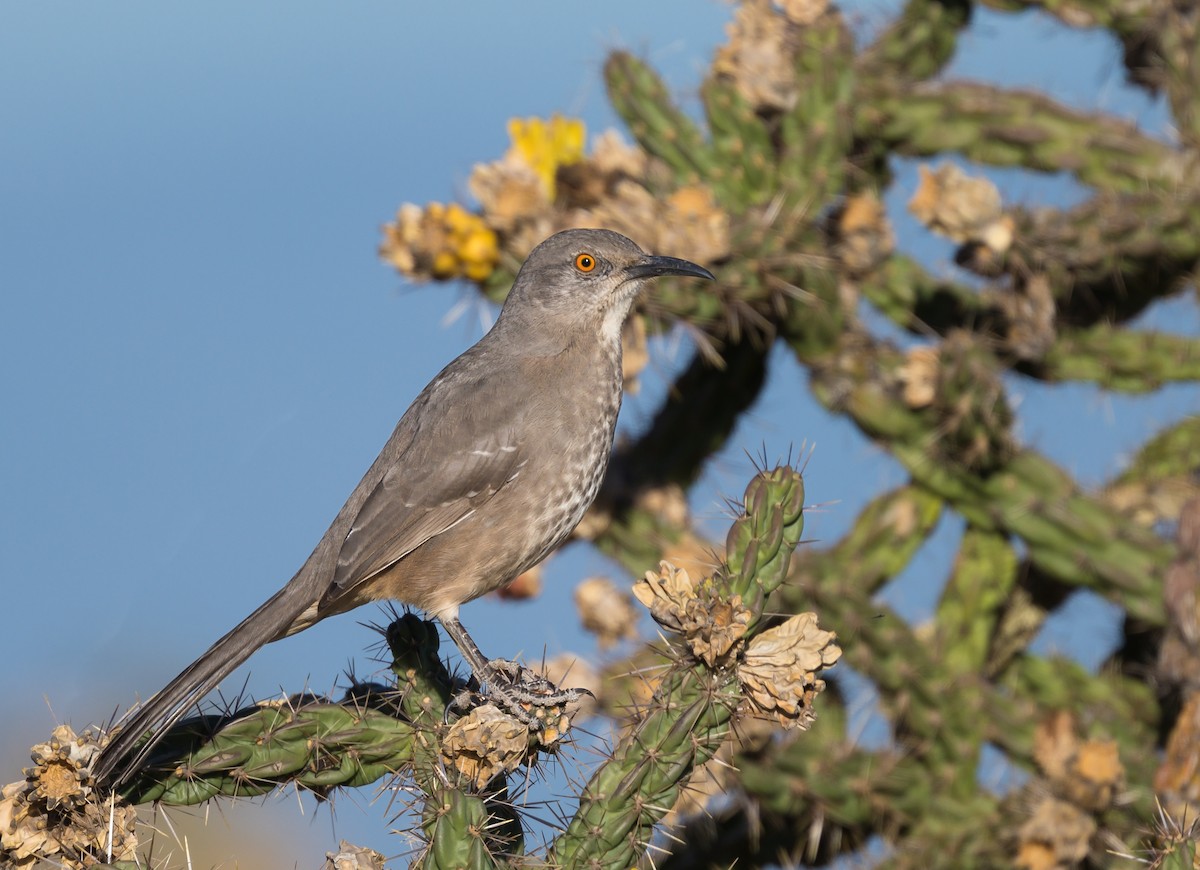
[93,580,315,787]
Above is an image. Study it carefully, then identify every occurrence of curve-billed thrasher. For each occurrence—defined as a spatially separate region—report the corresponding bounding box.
[94,228,714,786]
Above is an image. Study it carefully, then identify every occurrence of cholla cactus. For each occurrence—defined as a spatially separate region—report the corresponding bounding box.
[15,0,1200,865]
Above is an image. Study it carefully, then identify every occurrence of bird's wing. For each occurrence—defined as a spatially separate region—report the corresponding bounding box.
[324,373,528,603]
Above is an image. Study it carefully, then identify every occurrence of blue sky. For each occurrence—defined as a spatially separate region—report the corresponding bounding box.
[1,3,1193,866]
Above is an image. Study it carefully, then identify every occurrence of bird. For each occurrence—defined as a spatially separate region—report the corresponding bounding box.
[93,227,714,786]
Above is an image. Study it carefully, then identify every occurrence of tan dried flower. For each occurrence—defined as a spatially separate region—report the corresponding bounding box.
[633,561,752,665]
[468,156,550,233]
[633,560,698,635]
[575,576,640,649]
[1015,796,1095,869]
[663,185,731,264]
[713,0,798,112]
[1,725,138,868]
[590,129,648,180]
[496,565,543,601]
[442,704,531,789]
[898,345,940,409]
[835,192,895,275]
[909,163,1013,251]
[739,612,841,729]
[325,840,387,870]
[1033,710,1125,812]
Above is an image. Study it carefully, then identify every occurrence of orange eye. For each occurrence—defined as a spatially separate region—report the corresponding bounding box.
[574,253,596,273]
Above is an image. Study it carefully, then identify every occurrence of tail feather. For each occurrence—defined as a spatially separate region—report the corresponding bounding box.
[93,581,313,787]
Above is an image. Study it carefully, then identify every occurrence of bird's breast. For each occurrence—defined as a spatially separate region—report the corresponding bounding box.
[506,343,623,570]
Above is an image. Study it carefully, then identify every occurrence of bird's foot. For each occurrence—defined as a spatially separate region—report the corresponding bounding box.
[451,659,592,732]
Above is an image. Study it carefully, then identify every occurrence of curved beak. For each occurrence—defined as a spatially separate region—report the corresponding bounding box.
[624,255,715,282]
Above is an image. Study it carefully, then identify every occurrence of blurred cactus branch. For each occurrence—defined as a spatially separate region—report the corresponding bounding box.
[859,81,1179,193]
[858,0,972,82]
[1034,326,1200,391]
[1105,415,1200,528]
[979,0,1200,142]
[976,0,1149,41]
[798,329,1173,623]
[1005,193,1200,325]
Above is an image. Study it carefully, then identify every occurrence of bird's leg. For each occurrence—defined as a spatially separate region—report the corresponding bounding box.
[439,616,587,725]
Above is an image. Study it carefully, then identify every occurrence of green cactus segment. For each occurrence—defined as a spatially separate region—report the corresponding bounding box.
[604,52,715,186]
[420,787,496,870]
[859,81,1177,194]
[384,615,526,862]
[933,335,1016,472]
[549,667,739,869]
[860,255,994,336]
[792,484,945,600]
[742,728,922,831]
[1110,414,1200,489]
[778,12,855,206]
[1037,326,1200,391]
[796,567,990,785]
[1153,833,1200,870]
[725,465,806,615]
[1010,194,1200,327]
[118,702,416,805]
[550,466,805,869]
[702,75,779,209]
[385,613,457,797]
[859,0,972,81]
[977,0,1146,38]
[935,526,1018,675]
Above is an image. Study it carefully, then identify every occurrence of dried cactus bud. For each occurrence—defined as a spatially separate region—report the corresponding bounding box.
[633,561,753,665]
[1033,711,1125,812]
[442,705,530,790]
[738,612,841,729]
[909,163,1012,252]
[1,726,138,868]
[496,565,543,601]
[633,560,698,635]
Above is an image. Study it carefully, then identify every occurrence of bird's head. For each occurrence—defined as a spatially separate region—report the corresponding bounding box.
[499,228,714,343]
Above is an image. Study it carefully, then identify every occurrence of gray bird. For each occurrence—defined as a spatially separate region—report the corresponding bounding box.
[94,227,714,786]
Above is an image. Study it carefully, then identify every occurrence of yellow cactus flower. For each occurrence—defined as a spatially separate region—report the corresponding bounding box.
[506,114,586,198]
